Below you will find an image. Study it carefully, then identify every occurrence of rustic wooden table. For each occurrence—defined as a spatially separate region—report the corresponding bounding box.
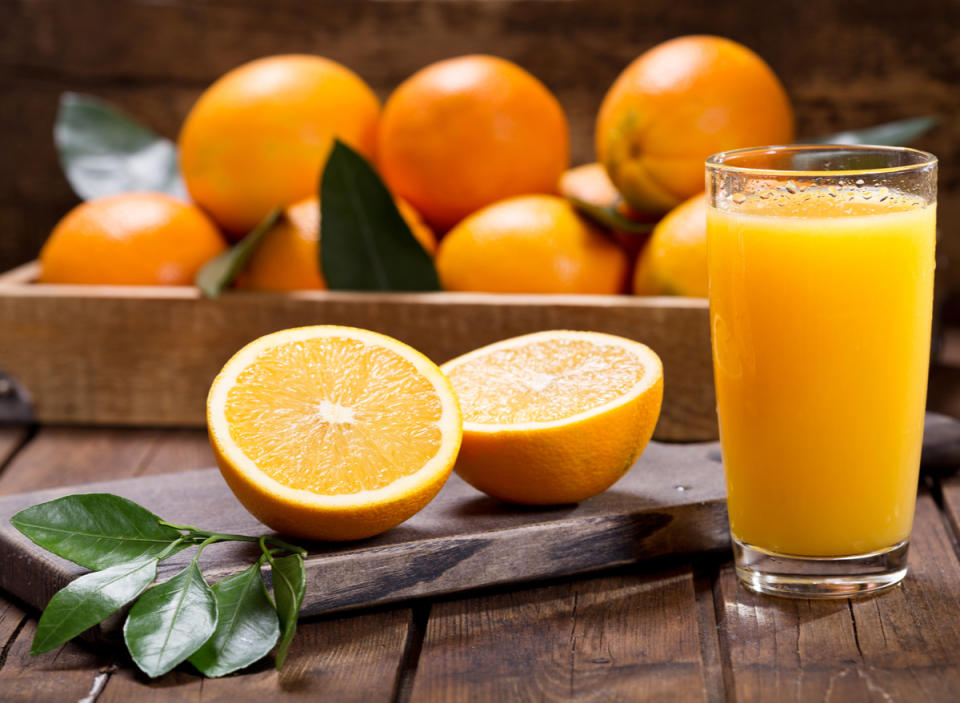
[0,416,959,702]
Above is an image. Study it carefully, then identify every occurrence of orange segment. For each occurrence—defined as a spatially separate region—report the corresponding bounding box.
[449,338,647,424]
[442,331,664,505]
[208,326,462,540]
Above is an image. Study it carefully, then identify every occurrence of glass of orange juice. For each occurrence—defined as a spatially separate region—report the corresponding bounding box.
[706,145,937,598]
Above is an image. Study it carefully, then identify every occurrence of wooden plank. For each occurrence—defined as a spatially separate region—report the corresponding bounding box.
[715,493,960,701]
[137,428,214,477]
[0,280,715,440]
[0,440,730,626]
[98,608,413,703]
[0,426,165,495]
[409,567,709,701]
[0,425,27,468]
[0,612,113,703]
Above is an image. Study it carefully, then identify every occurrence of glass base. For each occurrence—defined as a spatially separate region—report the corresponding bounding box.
[733,537,909,599]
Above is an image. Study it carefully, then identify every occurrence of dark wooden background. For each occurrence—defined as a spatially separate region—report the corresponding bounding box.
[2,0,959,309]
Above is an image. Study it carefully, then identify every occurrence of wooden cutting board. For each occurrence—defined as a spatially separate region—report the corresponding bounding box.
[0,440,728,629]
[0,413,957,636]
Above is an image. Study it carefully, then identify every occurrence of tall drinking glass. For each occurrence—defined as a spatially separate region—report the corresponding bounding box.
[706,145,937,598]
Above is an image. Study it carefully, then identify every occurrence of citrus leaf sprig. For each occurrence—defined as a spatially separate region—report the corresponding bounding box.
[11,493,307,678]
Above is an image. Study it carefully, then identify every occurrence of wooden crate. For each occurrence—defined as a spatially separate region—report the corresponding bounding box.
[0,262,715,441]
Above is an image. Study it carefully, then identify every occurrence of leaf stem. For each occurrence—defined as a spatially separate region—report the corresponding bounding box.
[155,537,187,562]
[192,535,220,564]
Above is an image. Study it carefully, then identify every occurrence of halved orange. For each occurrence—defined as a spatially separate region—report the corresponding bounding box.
[441,331,663,504]
[207,326,462,540]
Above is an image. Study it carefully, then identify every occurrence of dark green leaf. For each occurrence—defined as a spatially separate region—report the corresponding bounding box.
[195,208,281,298]
[320,139,441,291]
[188,564,280,677]
[266,553,305,669]
[32,557,157,655]
[55,92,187,200]
[11,494,185,570]
[800,116,939,147]
[567,197,655,236]
[124,561,217,678]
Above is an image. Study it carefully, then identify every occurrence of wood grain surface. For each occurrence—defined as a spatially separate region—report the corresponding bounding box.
[0,265,714,440]
[0,440,730,628]
[0,416,957,700]
[411,568,711,701]
[715,492,960,700]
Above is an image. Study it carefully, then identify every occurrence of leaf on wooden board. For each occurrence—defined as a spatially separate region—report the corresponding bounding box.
[55,92,188,201]
[189,563,280,678]
[320,139,441,291]
[567,196,656,236]
[124,561,218,678]
[266,552,306,669]
[11,494,184,570]
[195,208,281,298]
[800,116,939,147]
[31,557,158,655]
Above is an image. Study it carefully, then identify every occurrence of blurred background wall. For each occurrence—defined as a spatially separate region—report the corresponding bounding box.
[2,0,958,308]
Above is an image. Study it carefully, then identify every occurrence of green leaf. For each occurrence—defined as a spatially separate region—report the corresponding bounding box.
[124,561,218,678]
[801,116,939,147]
[188,563,280,677]
[11,494,185,570]
[195,208,281,298]
[320,139,441,291]
[266,552,305,669]
[567,196,655,236]
[55,92,187,200]
[32,557,158,655]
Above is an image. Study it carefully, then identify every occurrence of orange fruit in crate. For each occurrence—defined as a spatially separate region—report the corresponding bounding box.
[436,195,628,294]
[38,192,227,285]
[378,55,569,231]
[207,326,463,541]
[558,162,622,211]
[238,195,436,291]
[558,162,658,257]
[596,35,794,214]
[633,192,708,297]
[441,330,664,504]
[179,55,380,237]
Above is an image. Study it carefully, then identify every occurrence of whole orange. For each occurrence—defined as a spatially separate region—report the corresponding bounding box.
[239,195,437,291]
[558,162,658,256]
[633,192,708,297]
[179,55,380,237]
[596,36,794,214]
[378,55,569,231]
[38,192,227,285]
[436,195,628,295]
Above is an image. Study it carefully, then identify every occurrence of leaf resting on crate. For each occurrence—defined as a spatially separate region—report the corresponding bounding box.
[320,139,441,291]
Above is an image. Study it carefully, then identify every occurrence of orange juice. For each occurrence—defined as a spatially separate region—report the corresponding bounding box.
[708,188,935,557]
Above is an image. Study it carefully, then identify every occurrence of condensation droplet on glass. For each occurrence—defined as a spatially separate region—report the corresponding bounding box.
[855,178,865,187]
[878,186,889,202]
[862,190,873,199]
[785,180,799,194]
[759,190,771,199]
[731,192,747,204]
[674,485,692,492]
[827,186,839,197]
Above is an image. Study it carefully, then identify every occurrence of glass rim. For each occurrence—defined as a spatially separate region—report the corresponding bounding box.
[705,144,937,178]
